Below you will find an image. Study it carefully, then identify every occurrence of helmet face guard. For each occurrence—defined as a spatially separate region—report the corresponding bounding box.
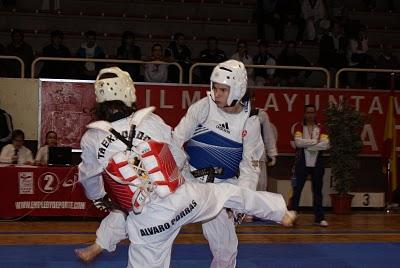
[95,67,136,107]
[210,60,247,106]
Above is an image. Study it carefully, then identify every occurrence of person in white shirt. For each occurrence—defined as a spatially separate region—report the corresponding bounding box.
[144,43,168,83]
[292,104,330,227]
[231,40,254,85]
[35,130,57,165]
[0,129,33,165]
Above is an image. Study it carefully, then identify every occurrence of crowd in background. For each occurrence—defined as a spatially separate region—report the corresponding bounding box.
[0,0,399,88]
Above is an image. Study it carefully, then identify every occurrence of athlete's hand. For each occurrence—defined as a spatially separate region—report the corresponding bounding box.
[92,194,113,212]
[267,156,276,167]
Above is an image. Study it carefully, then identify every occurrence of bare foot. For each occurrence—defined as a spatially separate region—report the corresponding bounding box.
[281,211,297,227]
[74,243,103,263]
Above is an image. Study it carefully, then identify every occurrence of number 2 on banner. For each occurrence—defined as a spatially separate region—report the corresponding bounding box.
[44,174,54,191]
[38,172,60,194]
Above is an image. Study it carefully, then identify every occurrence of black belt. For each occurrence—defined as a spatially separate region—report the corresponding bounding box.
[191,167,223,183]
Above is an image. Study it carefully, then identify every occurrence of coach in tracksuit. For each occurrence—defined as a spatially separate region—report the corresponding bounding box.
[292,104,330,227]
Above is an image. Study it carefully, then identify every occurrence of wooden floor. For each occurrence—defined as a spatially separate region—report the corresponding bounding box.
[1,213,400,246]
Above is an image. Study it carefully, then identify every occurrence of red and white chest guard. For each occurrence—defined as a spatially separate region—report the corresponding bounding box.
[103,140,184,213]
[104,150,150,214]
[137,140,185,198]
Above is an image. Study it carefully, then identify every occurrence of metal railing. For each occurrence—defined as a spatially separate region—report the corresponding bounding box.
[189,63,331,88]
[31,57,183,83]
[0,56,25,78]
[335,68,400,88]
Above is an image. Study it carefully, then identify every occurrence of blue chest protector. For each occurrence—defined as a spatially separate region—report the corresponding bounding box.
[185,125,243,180]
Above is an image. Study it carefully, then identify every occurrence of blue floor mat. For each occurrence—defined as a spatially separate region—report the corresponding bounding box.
[0,243,399,268]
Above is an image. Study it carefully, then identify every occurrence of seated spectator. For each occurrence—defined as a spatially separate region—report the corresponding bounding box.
[117,31,142,81]
[276,41,311,86]
[318,21,347,70]
[0,107,13,150]
[301,0,327,41]
[165,32,192,83]
[0,129,33,165]
[5,29,34,78]
[375,44,399,89]
[41,0,60,11]
[346,28,374,88]
[76,30,105,79]
[231,40,254,85]
[253,40,277,86]
[325,0,347,18]
[35,131,57,165]
[144,43,168,83]
[256,0,304,41]
[198,36,227,84]
[255,0,280,41]
[39,30,71,79]
[363,0,395,11]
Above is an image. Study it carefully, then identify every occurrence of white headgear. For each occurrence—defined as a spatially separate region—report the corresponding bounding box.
[210,59,248,106]
[95,67,136,107]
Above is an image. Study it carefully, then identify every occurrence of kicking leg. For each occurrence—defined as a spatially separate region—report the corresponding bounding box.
[75,210,127,262]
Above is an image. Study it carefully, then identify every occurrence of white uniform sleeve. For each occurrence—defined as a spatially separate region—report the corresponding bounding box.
[237,116,264,190]
[78,130,106,200]
[259,110,278,157]
[173,97,209,148]
[143,113,189,170]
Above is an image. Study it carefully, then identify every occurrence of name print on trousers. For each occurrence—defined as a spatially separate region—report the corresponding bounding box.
[140,200,197,236]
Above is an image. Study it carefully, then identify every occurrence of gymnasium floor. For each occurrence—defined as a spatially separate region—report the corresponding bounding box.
[0,213,399,267]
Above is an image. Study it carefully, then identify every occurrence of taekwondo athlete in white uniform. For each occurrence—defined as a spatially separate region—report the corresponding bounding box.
[76,66,296,267]
[173,59,285,268]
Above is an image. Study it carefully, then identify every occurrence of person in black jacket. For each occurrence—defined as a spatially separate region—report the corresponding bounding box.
[40,30,71,78]
[0,108,13,150]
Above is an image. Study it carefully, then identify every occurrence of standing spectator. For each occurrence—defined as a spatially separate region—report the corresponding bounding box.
[198,36,227,84]
[301,0,327,41]
[5,29,34,77]
[165,32,192,83]
[375,44,399,89]
[0,129,33,165]
[144,43,168,83]
[0,107,13,150]
[35,130,57,165]
[76,30,105,79]
[231,40,254,85]
[276,41,311,86]
[39,30,71,78]
[116,31,142,81]
[253,40,276,86]
[292,104,329,227]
